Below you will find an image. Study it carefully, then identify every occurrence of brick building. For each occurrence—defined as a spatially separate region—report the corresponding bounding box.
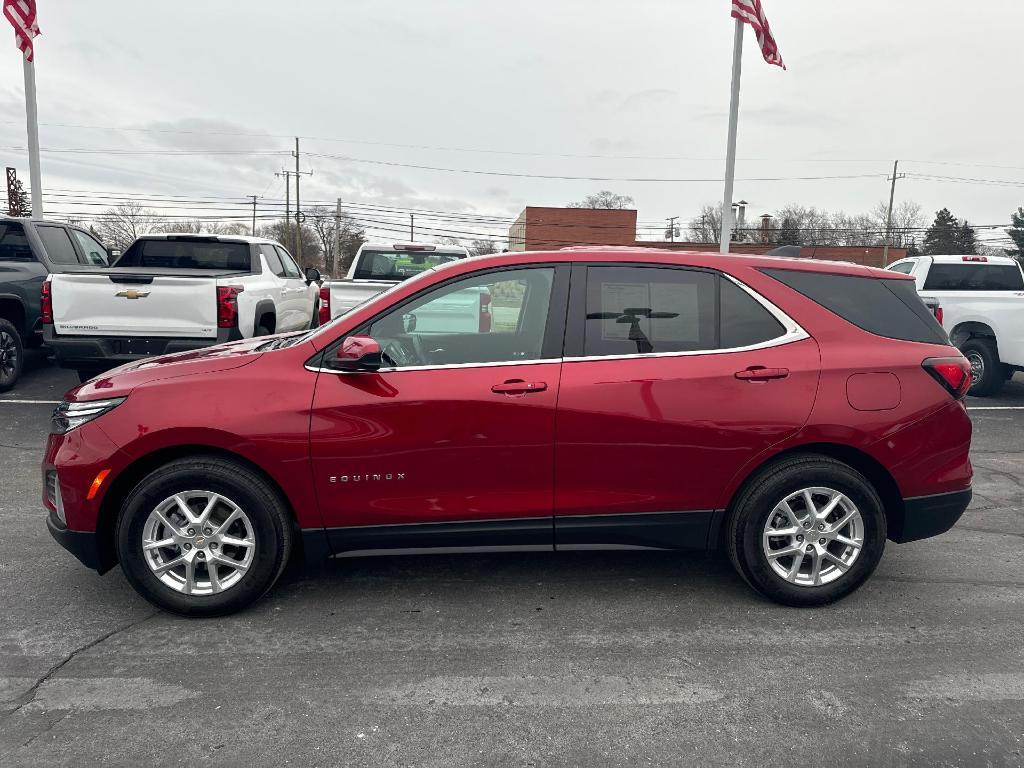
[508,206,905,267]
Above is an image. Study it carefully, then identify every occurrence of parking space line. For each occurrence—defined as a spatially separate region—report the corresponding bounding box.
[0,399,61,405]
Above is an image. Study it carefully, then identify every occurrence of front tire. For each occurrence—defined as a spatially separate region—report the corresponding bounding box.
[961,338,1003,397]
[116,456,294,617]
[727,455,886,606]
[0,319,24,393]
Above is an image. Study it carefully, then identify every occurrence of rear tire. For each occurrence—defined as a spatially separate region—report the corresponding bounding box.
[727,454,886,607]
[961,338,1002,397]
[0,319,24,393]
[116,456,294,617]
[255,323,273,337]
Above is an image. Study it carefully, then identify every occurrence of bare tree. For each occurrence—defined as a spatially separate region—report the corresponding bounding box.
[687,204,722,243]
[870,200,924,249]
[301,206,367,277]
[94,201,158,251]
[567,190,635,209]
[469,239,499,256]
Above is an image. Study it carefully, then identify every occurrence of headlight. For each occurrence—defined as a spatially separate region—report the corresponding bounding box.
[51,397,126,434]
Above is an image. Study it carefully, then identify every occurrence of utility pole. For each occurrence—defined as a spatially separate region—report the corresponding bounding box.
[247,195,259,236]
[275,169,291,244]
[665,216,679,243]
[334,197,342,277]
[409,213,414,242]
[289,138,313,262]
[882,160,905,265]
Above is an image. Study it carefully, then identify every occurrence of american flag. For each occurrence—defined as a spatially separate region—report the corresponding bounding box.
[3,0,40,62]
[731,0,784,70]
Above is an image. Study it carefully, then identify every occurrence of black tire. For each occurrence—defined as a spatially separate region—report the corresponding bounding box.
[960,338,1003,397]
[309,301,320,330]
[255,323,273,337]
[116,456,294,617]
[77,370,95,384]
[726,454,887,607]
[0,318,24,393]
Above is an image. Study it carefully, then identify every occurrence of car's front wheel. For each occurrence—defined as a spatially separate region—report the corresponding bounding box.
[116,456,294,616]
[727,455,886,606]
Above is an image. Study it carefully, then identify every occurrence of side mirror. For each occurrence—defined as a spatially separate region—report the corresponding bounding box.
[305,266,322,284]
[327,335,382,372]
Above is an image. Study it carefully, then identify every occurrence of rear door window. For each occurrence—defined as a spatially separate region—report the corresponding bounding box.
[0,221,34,262]
[35,225,80,265]
[923,263,1024,291]
[762,268,947,345]
[261,244,285,277]
[583,266,717,356]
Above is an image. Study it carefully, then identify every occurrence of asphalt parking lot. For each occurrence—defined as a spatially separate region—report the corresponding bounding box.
[1,353,1022,767]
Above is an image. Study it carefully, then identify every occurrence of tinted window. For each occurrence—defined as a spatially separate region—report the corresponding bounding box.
[71,229,108,266]
[720,278,785,348]
[353,248,464,280]
[584,266,717,356]
[762,268,947,345]
[887,262,914,275]
[276,246,302,279]
[117,239,251,271]
[923,263,1024,291]
[0,221,34,262]
[363,267,554,367]
[35,225,79,265]
[262,244,285,277]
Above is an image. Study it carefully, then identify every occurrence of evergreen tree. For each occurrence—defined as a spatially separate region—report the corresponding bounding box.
[1005,207,1024,259]
[922,208,964,254]
[776,217,802,246]
[956,221,978,255]
[4,177,30,216]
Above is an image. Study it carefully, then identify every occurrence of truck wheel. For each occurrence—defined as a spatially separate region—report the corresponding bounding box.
[116,456,294,617]
[726,454,886,607]
[961,338,1003,397]
[0,319,23,393]
[255,323,273,337]
[77,370,96,384]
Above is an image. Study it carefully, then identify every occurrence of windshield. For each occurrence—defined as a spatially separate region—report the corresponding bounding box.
[352,249,464,280]
[115,239,251,271]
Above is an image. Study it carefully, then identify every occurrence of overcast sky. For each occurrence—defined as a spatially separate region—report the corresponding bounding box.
[2,0,1022,246]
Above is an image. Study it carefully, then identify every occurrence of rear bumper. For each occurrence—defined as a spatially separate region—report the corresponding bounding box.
[890,488,972,543]
[44,326,243,370]
[47,510,103,571]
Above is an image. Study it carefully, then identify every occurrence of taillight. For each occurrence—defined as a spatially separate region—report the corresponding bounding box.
[934,305,943,325]
[217,285,243,328]
[40,280,53,324]
[478,291,492,333]
[922,356,972,400]
[319,285,331,325]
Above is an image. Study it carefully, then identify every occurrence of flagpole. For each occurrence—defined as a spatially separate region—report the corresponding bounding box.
[22,55,43,218]
[719,17,744,254]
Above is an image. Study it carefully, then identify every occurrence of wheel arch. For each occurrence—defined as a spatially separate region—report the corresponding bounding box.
[0,294,27,335]
[713,442,904,549]
[95,444,301,573]
[254,299,276,334]
[949,320,996,347]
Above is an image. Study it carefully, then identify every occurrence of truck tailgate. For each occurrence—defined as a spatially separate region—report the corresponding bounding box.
[51,272,219,339]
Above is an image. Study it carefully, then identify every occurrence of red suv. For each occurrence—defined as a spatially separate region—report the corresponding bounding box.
[44,249,973,616]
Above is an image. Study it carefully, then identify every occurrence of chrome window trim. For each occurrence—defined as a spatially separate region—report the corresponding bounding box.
[306,273,810,374]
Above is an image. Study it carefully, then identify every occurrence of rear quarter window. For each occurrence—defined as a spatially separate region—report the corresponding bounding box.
[761,268,948,345]
[923,263,1024,291]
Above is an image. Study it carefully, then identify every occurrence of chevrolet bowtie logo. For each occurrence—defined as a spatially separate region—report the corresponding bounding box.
[115,289,150,299]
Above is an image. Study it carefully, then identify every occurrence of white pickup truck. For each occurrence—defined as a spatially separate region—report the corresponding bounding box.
[886,254,1024,396]
[45,234,321,380]
[326,242,469,319]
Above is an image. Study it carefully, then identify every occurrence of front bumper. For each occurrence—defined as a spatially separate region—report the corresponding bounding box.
[890,488,972,543]
[44,326,242,371]
[47,510,103,570]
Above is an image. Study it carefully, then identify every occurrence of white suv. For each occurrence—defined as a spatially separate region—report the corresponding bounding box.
[887,254,1024,395]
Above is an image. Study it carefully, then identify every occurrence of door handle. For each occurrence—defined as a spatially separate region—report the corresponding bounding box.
[735,366,789,381]
[491,379,548,394]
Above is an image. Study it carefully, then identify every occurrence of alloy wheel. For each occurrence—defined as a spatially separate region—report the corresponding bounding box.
[761,487,864,587]
[0,330,18,385]
[142,491,256,596]
[965,351,984,386]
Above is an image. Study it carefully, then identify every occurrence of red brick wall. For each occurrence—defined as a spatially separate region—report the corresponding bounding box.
[510,207,638,251]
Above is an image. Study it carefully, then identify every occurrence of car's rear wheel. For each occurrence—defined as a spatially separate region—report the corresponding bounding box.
[961,338,1003,397]
[0,319,24,393]
[116,456,293,617]
[727,455,886,606]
